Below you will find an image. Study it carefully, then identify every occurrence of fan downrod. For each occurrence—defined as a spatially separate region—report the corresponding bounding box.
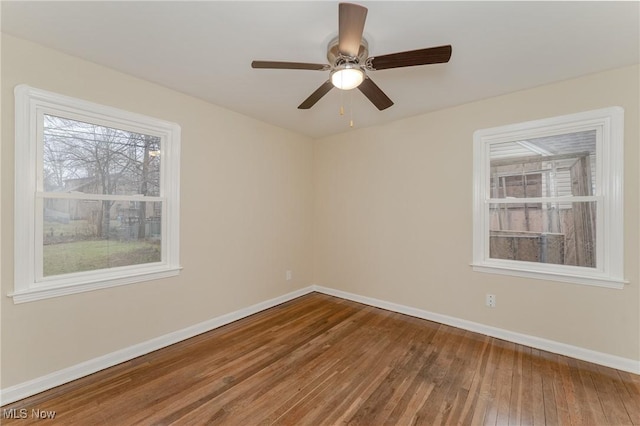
[327,36,369,66]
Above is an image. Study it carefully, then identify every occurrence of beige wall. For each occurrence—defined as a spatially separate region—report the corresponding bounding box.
[314,65,640,361]
[1,35,314,388]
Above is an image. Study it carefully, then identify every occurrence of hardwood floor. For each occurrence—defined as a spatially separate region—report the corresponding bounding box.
[2,292,639,425]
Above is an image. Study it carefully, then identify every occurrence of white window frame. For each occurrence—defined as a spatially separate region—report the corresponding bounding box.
[12,85,181,303]
[472,107,626,289]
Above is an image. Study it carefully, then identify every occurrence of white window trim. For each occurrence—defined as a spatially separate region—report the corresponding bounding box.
[11,85,181,303]
[472,107,627,289]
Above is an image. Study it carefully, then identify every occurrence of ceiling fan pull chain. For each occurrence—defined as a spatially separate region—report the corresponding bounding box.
[340,86,345,116]
[350,91,354,128]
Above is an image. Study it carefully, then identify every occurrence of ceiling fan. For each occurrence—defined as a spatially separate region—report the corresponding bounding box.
[251,2,452,111]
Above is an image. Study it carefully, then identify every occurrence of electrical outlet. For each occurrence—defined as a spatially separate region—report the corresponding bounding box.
[486,294,496,308]
[286,270,292,281]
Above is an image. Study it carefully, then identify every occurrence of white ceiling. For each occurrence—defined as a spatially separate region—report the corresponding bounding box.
[2,1,639,139]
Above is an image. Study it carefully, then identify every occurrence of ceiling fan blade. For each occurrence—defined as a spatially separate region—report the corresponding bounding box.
[358,77,393,110]
[369,45,452,70]
[338,3,367,58]
[298,81,334,109]
[251,61,328,71]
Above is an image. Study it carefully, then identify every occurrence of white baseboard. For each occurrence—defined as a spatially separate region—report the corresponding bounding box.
[0,286,315,406]
[3,284,637,405]
[312,285,640,375]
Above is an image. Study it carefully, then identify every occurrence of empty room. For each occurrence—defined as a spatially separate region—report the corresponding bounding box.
[1,1,639,424]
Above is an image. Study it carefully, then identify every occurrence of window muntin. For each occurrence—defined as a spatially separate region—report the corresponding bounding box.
[472,108,625,288]
[13,85,181,303]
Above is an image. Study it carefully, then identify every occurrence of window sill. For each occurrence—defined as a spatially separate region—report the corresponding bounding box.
[471,263,627,289]
[8,267,182,304]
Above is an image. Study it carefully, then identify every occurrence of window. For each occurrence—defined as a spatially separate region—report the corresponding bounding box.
[12,85,181,303]
[472,107,626,288]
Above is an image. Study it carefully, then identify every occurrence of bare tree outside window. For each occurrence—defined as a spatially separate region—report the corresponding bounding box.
[42,115,162,276]
[13,85,180,303]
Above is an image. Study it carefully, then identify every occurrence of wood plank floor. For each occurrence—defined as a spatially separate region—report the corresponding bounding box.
[2,292,639,425]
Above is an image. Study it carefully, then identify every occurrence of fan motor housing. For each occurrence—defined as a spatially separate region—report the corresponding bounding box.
[327,36,369,66]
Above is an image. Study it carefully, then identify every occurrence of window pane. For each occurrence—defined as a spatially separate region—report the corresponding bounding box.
[43,114,161,196]
[43,198,162,277]
[489,130,596,198]
[489,202,596,267]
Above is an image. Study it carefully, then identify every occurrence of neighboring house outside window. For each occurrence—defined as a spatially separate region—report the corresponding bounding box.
[472,107,626,288]
[12,85,181,303]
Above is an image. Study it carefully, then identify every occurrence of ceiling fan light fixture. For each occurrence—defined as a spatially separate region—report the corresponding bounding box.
[331,64,364,90]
